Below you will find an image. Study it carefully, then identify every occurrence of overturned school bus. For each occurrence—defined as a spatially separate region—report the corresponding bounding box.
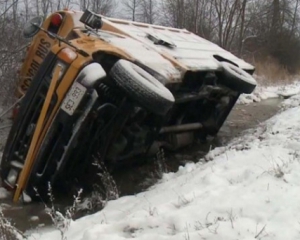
[1,9,257,202]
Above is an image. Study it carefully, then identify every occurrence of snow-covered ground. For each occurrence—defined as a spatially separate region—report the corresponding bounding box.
[27,90,300,239]
[237,80,300,104]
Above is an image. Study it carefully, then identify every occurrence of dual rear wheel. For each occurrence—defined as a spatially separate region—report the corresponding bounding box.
[109,60,257,117]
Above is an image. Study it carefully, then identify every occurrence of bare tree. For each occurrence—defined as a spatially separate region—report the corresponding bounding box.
[185,0,215,39]
[91,0,115,15]
[122,0,143,21]
[161,0,215,40]
[213,0,244,50]
[0,1,28,105]
[40,0,52,17]
[35,0,40,15]
[141,0,157,24]
[78,0,115,16]
[56,0,72,10]
[162,0,188,28]
[237,0,248,56]
[290,0,300,34]
[22,0,31,21]
[79,0,89,10]
[0,0,300,108]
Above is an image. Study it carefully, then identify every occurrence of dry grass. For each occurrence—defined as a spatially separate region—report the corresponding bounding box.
[250,57,298,86]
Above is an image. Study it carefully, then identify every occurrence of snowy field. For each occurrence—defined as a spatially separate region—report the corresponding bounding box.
[27,90,300,239]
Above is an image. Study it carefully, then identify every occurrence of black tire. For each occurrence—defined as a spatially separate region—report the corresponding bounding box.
[109,60,175,115]
[218,62,257,94]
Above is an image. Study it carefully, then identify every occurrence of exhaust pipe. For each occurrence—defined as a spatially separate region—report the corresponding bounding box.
[159,123,202,134]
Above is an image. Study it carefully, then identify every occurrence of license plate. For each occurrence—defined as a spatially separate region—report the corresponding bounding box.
[61,82,87,115]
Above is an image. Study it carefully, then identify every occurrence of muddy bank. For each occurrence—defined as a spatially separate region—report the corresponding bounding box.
[220,98,282,141]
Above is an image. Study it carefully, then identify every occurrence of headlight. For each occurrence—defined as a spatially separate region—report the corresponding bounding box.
[57,48,77,64]
[77,62,106,88]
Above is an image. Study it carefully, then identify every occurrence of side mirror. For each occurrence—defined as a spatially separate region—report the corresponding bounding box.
[23,16,43,38]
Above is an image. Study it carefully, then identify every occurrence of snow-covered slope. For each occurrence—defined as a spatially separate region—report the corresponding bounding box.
[31,93,300,240]
[237,80,300,104]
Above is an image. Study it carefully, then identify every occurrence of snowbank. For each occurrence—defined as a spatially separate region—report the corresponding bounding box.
[281,93,300,110]
[0,187,9,199]
[237,81,300,104]
[32,93,300,239]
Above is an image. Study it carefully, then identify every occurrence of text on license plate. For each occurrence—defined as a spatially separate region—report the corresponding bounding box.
[61,82,87,115]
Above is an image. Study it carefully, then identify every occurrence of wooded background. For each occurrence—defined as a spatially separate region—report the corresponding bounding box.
[0,0,299,105]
